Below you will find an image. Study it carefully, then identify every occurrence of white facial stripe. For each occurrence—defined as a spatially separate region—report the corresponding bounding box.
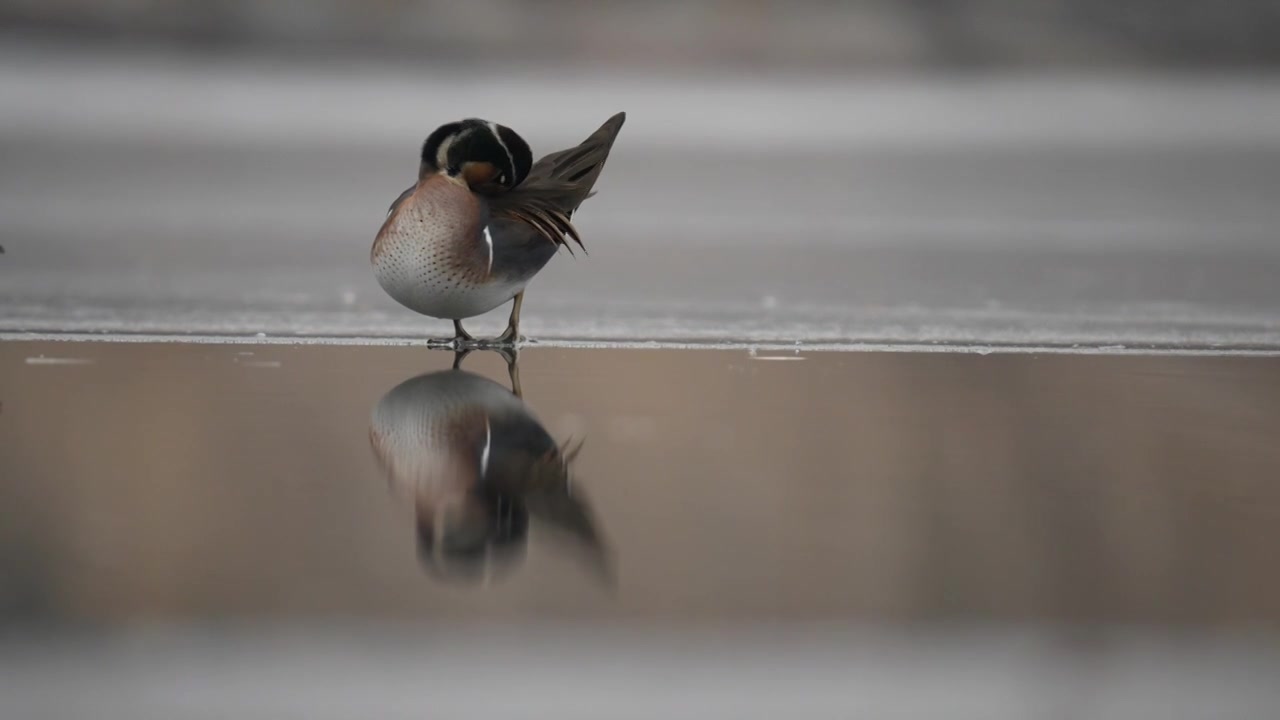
[487,122,516,181]
[435,135,453,170]
[436,126,473,170]
[482,225,494,275]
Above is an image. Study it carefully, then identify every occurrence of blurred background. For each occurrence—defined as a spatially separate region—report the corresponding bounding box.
[4,0,1280,68]
[3,0,1280,346]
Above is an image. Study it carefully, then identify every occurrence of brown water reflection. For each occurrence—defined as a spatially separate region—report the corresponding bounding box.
[1,342,1279,627]
[369,359,608,583]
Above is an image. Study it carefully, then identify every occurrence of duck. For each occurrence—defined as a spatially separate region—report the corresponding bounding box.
[372,112,626,344]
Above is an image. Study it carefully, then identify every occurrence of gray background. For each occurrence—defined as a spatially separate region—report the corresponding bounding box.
[2,1,1280,349]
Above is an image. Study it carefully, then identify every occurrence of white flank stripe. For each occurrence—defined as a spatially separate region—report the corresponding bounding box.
[480,419,491,477]
[483,225,494,275]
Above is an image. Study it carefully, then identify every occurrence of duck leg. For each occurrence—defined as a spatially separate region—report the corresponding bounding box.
[452,319,475,346]
[494,291,524,345]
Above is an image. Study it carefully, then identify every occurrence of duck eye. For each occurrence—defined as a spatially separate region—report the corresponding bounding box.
[447,165,460,175]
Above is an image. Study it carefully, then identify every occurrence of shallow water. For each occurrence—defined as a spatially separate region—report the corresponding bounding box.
[3,341,1280,717]
[4,341,1280,619]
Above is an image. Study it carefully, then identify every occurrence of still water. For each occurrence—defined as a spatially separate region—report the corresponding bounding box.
[4,341,1280,621]
[2,341,1279,717]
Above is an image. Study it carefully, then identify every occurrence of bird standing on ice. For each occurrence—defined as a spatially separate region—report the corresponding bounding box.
[372,113,626,344]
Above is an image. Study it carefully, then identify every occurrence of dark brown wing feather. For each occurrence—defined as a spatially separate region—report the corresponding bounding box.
[500,197,584,254]
[526,111,627,194]
[489,112,625,253]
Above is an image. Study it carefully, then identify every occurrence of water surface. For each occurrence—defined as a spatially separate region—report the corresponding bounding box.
[4,341,1279,621]
[2,342,1279,717]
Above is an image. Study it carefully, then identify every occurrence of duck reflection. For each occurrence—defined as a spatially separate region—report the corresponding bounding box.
[369,351,609,583]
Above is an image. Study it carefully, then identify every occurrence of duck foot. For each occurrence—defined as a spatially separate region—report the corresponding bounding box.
[492,327,522,346]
